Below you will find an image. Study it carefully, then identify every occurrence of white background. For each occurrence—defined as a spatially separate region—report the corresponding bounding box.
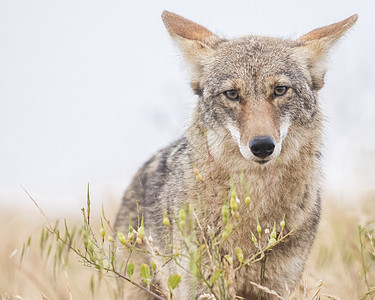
[1,1,374,217]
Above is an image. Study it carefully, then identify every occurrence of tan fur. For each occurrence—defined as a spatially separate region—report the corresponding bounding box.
[115,11,357,299]
[298,14,358,42]
[162,11,218,43]
[296,14,358,90]
[240,100,280,145]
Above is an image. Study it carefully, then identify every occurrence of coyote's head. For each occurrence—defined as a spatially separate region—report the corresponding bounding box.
[162,11,357,165]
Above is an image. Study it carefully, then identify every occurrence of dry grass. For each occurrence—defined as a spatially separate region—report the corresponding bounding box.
[294,192,375,299]
[0,205,120,300]
[1,193,374,299]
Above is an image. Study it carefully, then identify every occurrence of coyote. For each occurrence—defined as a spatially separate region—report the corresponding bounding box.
[115,11,357,299]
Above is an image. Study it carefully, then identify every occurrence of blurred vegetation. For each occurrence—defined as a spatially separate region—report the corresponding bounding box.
[1,191,375,299]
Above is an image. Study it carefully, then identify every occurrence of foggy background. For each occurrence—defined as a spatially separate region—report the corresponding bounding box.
[1,1,374,217]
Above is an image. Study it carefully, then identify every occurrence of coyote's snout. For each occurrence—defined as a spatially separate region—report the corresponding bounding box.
[225,93,291,164]
[249,136,276,160]
[115,11,357,299]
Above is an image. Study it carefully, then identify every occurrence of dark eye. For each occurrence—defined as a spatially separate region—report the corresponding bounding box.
[274,86,288,96]
[224,90,239,101]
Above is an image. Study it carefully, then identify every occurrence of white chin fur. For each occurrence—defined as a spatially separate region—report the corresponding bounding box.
[226,122,253,160]
[206,127,227,158]
[226,116,291,162]
[273,115,291,159]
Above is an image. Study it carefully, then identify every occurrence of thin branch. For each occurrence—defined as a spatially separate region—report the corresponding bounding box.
[102,203,114,233]
[238,229,295,270]
[124,240,136,277]
[173,256,220,300]
[55,230,166,300]
[249,281,285,300]
[193,211,214,270]
[111,269,166,300]
[21,185,52,230]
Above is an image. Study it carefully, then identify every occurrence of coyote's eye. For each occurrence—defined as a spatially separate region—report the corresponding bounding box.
[224,90,239,101]
[274,86,288,96]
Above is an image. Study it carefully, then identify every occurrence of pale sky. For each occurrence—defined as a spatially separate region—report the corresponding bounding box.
[0,1,374,217]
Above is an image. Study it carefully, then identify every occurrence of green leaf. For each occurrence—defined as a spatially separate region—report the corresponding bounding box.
[40,228,45,250]
[235,247,244,264]
[119,261,125,274]
[20,243,26,263]
[150,261,157,275]
[140,264,151,287]
[54,219,59,232]
[90,274,95,295]
[102,203,106,219]
[118,230,127,246]
[210,270,221,284]
[64,219,70,239]
[127,261,135,281]
[224,255,233,266]
[221,204,229,225]
[27,236,31,247]
[222,223,233,240]
[168,273,181,290]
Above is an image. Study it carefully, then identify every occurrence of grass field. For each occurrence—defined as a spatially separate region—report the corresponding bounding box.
[1,193,374,300]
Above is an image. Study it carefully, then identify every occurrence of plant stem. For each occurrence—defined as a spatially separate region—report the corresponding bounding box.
[359,226,370,292]
[257,256,267,300]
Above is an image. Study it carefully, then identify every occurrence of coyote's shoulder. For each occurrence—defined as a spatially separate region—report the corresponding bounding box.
[115,11,357,299]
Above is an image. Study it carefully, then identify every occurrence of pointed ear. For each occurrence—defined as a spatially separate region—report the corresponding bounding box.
[161,11,223,94]
[296,14,358,90]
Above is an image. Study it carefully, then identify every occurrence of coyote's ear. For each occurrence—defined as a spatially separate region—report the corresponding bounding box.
[162,11,223,94]
[296,14,358,90]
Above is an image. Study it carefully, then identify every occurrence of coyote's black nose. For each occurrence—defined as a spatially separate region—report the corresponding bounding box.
[249,136,275,159]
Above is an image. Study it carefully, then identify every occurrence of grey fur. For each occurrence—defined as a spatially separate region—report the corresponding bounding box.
[115,11,357,299]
